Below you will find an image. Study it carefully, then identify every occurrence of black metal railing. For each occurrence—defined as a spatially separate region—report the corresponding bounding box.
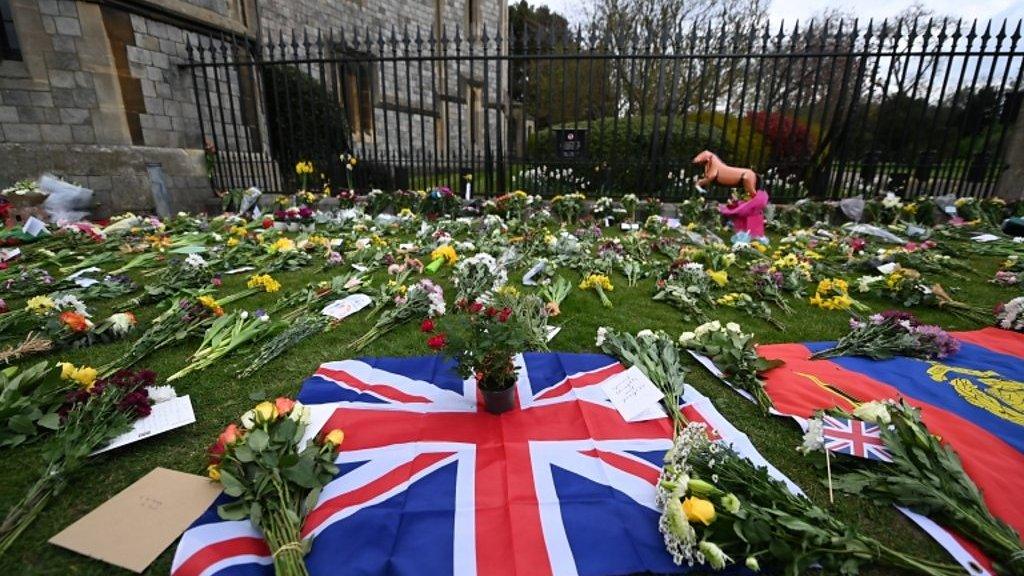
[182,18,1024,200]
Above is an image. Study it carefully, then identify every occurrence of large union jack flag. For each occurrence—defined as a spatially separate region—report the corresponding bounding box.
[820,415,892,462]
[172,352,793,576]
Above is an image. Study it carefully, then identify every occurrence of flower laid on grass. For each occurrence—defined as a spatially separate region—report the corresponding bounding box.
[808,277,868,312]
[995,297,1024,332]
[426,244,458,273]
[452,252,507,302]
[579,273,614,308]
[656,423,963,576]
[596,327,689,432]
[811,311,960,360]
[349,279,446,351]
[715,292,783,329]
[207,398,341,576]
[0,369,175,558]
[538,276,572,317]
[166,309,278,382]
[828,400,1024,575]
[246,273,282,293]
[236,314,331,379]
[678,321,778,413]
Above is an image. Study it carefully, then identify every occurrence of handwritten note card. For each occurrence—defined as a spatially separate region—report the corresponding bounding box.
[321,293,372,320]
[93,396,195,456]
[22,216,48,237]
[600,366,665,422]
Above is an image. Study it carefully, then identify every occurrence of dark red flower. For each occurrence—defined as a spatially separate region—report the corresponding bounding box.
[261,218,273,229]
[427,333,447,350]
[468,301,484,314]
[420,318,435,332]
[498,307,512,323]
[485,306,498,318]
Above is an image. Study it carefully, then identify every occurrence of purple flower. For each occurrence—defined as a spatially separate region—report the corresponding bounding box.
[912,324,961,358]
[879,310,920,327]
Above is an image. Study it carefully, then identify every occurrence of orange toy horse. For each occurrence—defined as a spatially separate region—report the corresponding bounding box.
[692,150,758,198]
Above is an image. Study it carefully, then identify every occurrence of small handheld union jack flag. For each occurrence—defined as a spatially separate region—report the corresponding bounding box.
[821,415,892,462]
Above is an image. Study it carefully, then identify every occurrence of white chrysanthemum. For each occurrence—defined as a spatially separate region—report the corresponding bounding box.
[146,385,178,404]
[185,253,208,269]
[595,327,608,347]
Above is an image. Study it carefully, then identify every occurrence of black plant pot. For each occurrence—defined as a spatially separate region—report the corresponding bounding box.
[481,386,516,414]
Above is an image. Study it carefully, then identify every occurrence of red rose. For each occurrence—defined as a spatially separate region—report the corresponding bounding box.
[485,306,498,317]
[427,333,447,350]
[468,301,484,314]
[261,218,273,229]
[498,307,512,322]
[420,318,435,332]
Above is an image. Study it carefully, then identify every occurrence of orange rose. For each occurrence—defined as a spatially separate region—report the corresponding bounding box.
[60,311,91,332]
[274,397,295,416]
[218,423,241,447]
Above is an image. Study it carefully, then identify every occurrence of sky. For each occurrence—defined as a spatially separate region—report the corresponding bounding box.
[531,0,1024,26]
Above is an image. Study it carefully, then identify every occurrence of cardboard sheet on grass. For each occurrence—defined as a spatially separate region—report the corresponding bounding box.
[690,326,1024,576]
[50,468,221,572]
[173,352,800,576]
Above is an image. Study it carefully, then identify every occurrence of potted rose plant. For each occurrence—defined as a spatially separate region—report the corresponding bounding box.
[424,299,533,414]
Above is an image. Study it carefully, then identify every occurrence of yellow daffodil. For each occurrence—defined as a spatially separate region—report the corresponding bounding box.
[247,274,281,293]
[59,363,98,391]
[707,269,728,287]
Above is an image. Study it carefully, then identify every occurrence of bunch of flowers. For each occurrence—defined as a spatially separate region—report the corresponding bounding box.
[656,423,963,576]
[591,196,616,223]
[0,369,173,558]
[452,252,507,302]
[537,276,572,317]
[207,398,343,576]
[596,327,689,431]
[811,311,960,360]
[877,266,986,321]
[678,321,776,413]
[350,279,445,351]
[715,292,783,329]
[365,188,388,214]
[131,253,215,305]
[550,192,586,225]
[747,262,793,314]
[620,193,639,222]
[492,190,529,220]
[830,400,1024,575]
[426,244,458,273]
[419,186,459,218]
[0,361,74,449]
[424,299,534,393]
[654,263,714,323]
[167,309,278,382]
[768,251,812,293]
[294,160,315,191]
[995,297,1024,332]
[579,273,614,308]
[809,277,868,312]
[992,270,1020,286]
[103,293,244,375]
[237,314,332,378]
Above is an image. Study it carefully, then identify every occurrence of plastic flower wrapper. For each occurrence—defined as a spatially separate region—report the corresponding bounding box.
[656,423,963,576]
[678,321,779,413]
[579,273,614,308]
[537,276,572,317]
[426,244,458,273]
[0,369,173,558]
[206,398,342,576]
[830,400,1024,576]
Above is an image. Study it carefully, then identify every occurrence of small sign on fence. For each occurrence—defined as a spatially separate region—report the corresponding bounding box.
[554,129,587,159]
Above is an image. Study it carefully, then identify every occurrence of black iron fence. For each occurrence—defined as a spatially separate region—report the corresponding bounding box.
[182,18,1024,201]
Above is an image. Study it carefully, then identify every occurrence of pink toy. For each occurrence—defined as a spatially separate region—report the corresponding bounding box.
[718,190,768,239]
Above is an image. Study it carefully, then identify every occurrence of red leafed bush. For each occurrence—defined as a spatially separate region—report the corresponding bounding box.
[746,112,813,170]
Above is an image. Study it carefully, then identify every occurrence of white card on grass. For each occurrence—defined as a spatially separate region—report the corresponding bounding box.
[600,365,665,422]
[224,266,255,275]
[321,293,372,320]
[972,234,1000,243]
[22,216,48,237]
[545,325,561,342]
[0,247,20,261]
[93,396,195,456]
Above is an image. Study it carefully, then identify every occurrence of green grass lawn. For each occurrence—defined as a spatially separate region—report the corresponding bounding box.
[0,238,1018,575]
